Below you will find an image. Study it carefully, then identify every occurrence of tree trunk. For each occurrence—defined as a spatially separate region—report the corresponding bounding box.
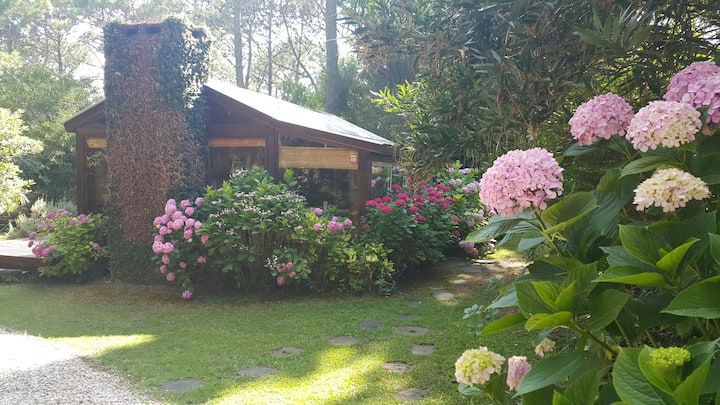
[324,0,340,114]
[232,0,245,88]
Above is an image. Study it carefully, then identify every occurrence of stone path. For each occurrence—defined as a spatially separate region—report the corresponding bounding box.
[157,257,525,401]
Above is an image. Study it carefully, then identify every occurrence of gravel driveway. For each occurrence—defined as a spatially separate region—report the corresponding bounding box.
[0,327,163,405]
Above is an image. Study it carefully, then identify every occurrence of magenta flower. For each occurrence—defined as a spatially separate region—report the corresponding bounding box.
[633,168,710,212]
[480,148,564,217]
[171,211,183,221]
[69,219,77,226]
[200,234,209,244]
[161,255,170,265]
[78,214,89,223]
[27,240,34,248]
[166,272,176,282]
[289,271,297,278]
[180,199,191,209]
[159,226,169,236]
[194,197,204,207]
[415,215,426,221]
[194,221,202,231]
[408,206,419,213]
[184,207,195,216]
[453,230,461,238]
[452,216,460,223]
[343,218,353,227]
[185,218,196,228]
[46,211,56,219]
[277,276,286,286]
[179,261,187,269]
[395,199,406,206]
[197,256,207,264]
[506,356,532,391]
[91,242,100,251]
[162,242,174,254]
[381,205,393,214]
[159,264,167,274]
[313,207,324,216]
[313,223,323,231]
[28,231,37,240]
[181,290,193,300]
[626,100,702,152]
[183,229,193,240]
[569,93,634,145]
[665,61,720,122]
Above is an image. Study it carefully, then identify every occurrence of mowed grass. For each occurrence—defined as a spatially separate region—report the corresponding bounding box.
[0,260,529,404]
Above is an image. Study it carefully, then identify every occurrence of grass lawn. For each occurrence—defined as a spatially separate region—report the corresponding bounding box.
[0,257,529,404]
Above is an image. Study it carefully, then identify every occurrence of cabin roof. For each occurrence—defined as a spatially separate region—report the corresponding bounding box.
[64,80,394,153]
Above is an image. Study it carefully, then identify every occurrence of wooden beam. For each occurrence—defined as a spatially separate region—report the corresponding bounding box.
[86,138,107,148]
[209,138,265,148]
[279,147,358,170]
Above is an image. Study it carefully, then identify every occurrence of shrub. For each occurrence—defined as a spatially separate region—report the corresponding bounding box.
[6,197,77,239]
[360,163,488,275]
[460,61,720,403]
[29,210,108,279]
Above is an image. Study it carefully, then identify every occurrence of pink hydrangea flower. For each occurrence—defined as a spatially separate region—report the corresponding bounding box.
[181,290,193,300]
[289,271,297,278]
[381,205,393,214]
[162,242,174,254]
[180,199,191,209]
[277,276,286,286]
[454,347,505,387]
[313,223,323,231]
[78,214,89,223]
[161,255,170,265]
[197,256,207,264]
[480,148,564,217]
[343,218,353,227]
[313,207,323,216]
[178,261,187,269]
[626,100,702,152]
[194,197,204,207]
[664,61,720,122]
[569,93,634,145]
[166,272,176,282]
[184,207,195,216]
[633,168,710,212]
[506,356,532,391]
[408,206,419,213]
[200,234,209,244]
[183,229,193,240]
[159,264,167,274]
[415,215,425,221]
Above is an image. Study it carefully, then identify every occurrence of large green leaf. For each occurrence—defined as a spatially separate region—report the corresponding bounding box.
[541,192,597,235]
[662,276,720,319]
[709,233,720,266]
[516,280,558,315]
[480,312,526,335]
[515,351,596,396]
[552,370,601,405]
[518,236,546,252]
[554,282,576,312]
[655,238,699,280]
[595,266,669,289]
[619,225,665,267]
[488,287,518,309]
[637,346,676,395]
[621,155,678,177]
[587,289,630,330]
[613,348,674,405]
[526,311,574,331]
[601,246,656,272]
[531,281,563,310]
[465,213,533,243]
[673,357,711,405]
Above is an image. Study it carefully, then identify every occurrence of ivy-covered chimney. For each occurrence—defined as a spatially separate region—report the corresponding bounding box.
[103,19,210,282]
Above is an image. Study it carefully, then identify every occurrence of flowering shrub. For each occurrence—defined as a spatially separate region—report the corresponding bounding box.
[463,60,720,403]
[29,210,108,279]
[151,197,207,298]
[569,92,634,145]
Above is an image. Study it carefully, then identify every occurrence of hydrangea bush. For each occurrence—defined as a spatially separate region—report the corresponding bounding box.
[29,210,108,279]
[463,60,720,403]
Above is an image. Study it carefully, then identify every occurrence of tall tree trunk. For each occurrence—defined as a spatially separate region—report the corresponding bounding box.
[324,0,340,114]
[266,1,273,96]
[232,0,245,88]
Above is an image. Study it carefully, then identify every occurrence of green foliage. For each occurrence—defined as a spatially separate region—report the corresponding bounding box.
[29,211,108,280]
[5,197,77,239]
[0,108,41,215]
[458,61,720,403]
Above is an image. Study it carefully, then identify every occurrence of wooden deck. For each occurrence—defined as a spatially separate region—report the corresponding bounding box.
[0,239,41,270]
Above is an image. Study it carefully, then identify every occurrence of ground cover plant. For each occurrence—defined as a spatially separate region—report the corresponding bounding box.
[0,258,529,404]
[460,60,720,403]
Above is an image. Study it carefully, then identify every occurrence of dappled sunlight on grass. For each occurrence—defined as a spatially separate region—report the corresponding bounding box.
[211,347,386,404]
[52,334,156,357]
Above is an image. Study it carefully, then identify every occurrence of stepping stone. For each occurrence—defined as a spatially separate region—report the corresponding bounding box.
[398,314,420,321]
[406,301,422,307]
[383,362,411,374]
[433,292,455,301]
[395,326,429,336]
[476,259,497,264]
[396,387,429,401]
[329,336,358,346]
[357,320,382,330]
[449,278,470,285]
[236,366,279,378]
[158,378,203,392]
[272,346,303,357]
[429,286,445,291]
[411,344,436,355]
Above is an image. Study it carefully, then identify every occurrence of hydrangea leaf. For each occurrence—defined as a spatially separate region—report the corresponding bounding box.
[613,347,675,405]
[480,312,526,336]
[621,156,678,178]
[552,370,600,405]
[587,288,630,330]
[525,311,573,331]
[619,225,665,266]
[672,357,711,405]
[655,238,699,280]
[594,266,669,289]
[515,351,597,396]
[662,276,720,319]
[541,192,597,235]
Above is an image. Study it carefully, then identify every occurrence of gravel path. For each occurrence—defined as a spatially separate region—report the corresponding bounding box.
[0,327,163,405]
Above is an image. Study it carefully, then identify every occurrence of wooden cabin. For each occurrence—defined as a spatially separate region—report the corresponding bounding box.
[64,79,396,218]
